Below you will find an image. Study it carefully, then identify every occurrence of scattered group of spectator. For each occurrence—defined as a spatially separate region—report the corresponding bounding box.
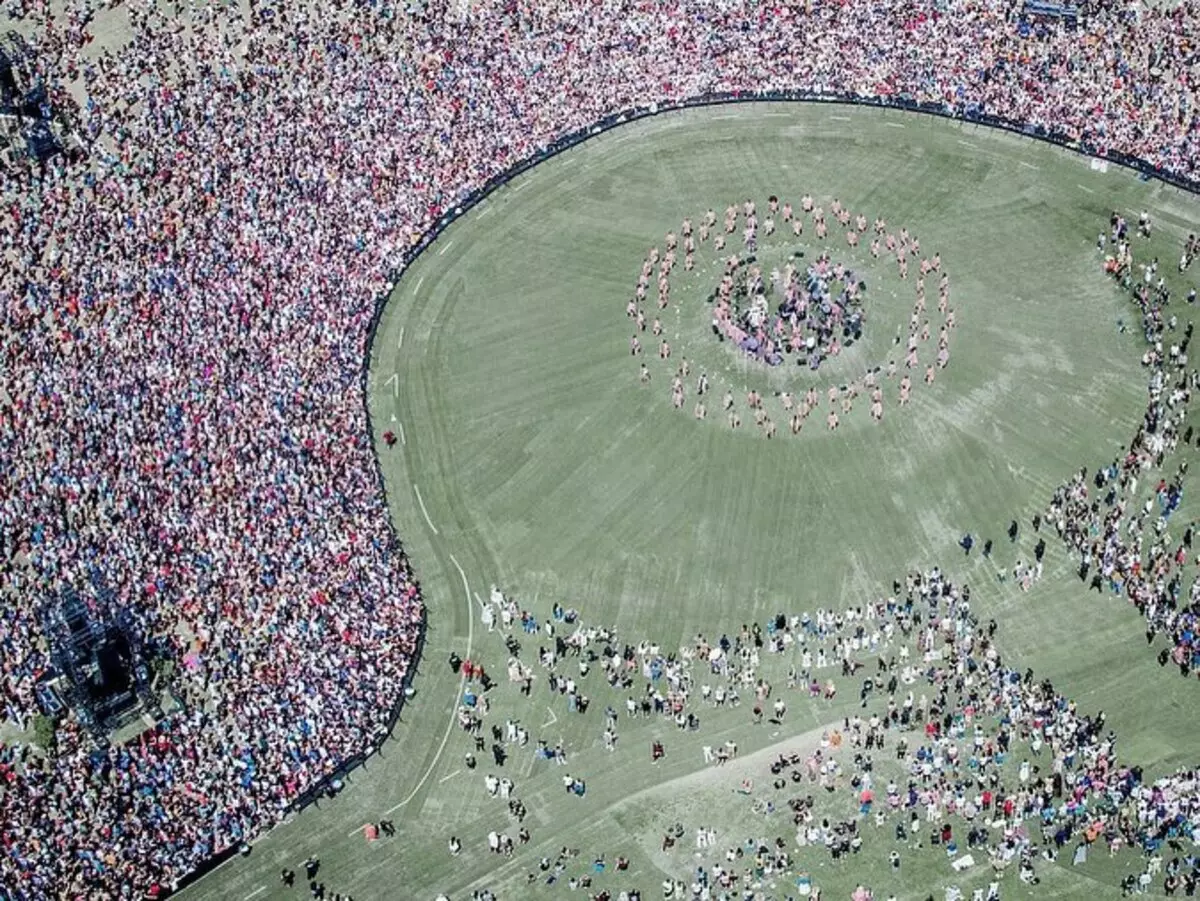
[1042,216,1200,678]
[1,0,1199,896]
[471,559,1196,900]
[736,562,1200,899]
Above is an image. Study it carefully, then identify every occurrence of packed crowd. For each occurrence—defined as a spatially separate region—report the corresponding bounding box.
[2,0,1200,895]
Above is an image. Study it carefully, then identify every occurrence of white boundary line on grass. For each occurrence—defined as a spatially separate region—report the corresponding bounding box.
[414,484,439,535]
[398,421,406,447]
[1018,161,1038,170]
[243,887,267,900]
[385,553,474,812]
[438,769,462,784]
[438,239,454,256]
[1077,184,1095,194]
[884,122,905,128]
[413,276,424,295]
[397,327,404,349]
[346,553,475,833]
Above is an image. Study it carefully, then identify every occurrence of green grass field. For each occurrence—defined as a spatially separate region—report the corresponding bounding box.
[179,103,1200,901]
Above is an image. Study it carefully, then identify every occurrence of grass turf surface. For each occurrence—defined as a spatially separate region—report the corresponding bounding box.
[178,103,1200,901]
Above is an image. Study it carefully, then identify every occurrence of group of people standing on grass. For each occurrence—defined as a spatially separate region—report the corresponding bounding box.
[1037,216,1200,679]
[454,548,1200,901]
[703,197,871,370]
[632,196,955,437]
[3,0,1200,895]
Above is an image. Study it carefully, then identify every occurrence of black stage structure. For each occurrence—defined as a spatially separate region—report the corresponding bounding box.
[39,587,161,743]
[0,32,67,166]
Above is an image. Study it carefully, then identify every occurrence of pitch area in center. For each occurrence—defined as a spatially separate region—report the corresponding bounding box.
[371,102,1194,766]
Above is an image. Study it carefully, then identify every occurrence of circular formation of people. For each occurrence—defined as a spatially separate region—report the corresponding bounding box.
[0,0,1198,897]
[628,194,953,435]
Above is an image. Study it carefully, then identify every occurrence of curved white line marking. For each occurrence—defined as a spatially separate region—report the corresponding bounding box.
[369,552,473,821]
[414,483,439,535]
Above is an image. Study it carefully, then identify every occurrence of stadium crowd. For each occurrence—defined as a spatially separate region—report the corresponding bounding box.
[1,0,1200,896]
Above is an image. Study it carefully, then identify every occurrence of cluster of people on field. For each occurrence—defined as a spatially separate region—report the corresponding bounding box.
[1038,215,1200,678]
[716,563,1200,898]
[456,576,939,897]
[454,558,1200,899]
[2,0,1200,894]
[631,195,954,435]
[705,197,870,369]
